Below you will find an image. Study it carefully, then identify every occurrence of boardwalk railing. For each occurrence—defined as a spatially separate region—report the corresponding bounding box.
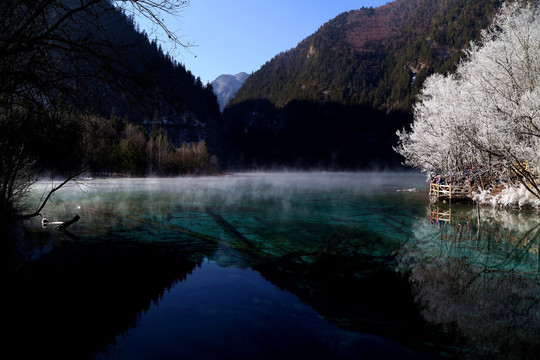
[430,206,452,224]
[430,183,472,200]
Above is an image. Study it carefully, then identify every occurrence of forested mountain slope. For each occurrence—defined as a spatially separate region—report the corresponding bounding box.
[0,0,222,185]
[1,1,220,145]
[64,2,221,145]
[230,0,502,111]
[221,0,505,169]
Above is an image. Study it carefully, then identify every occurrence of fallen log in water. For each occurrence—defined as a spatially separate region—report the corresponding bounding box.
[203,208,257,249]
[55,214,80,230]
[88,208,221,243]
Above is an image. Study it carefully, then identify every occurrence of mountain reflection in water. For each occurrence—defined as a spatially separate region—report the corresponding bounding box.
[2,173,539,359]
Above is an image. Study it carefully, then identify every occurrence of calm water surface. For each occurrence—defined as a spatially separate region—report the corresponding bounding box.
[3,172,539,359]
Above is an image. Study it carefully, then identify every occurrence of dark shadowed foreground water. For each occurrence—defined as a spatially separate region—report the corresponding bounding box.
[2,172,539,359]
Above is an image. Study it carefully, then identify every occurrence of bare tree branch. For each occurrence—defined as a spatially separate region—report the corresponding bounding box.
[0,0,191,218]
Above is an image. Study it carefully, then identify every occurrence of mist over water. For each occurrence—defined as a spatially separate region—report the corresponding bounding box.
[6,172,539,359]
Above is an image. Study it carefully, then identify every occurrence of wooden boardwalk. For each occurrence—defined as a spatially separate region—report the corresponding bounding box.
[429,162,538,202]
[430,183,472,201]
[430,206,452,224]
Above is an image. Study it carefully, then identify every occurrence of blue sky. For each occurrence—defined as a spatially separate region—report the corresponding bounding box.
[133,1,390,84]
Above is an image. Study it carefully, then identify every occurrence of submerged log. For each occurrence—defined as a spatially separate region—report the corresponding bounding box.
[203,208,256,249]
[55,214,80,230]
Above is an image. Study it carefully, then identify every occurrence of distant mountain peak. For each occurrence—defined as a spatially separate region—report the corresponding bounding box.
[211,72,250,112]
[234,72,250,82]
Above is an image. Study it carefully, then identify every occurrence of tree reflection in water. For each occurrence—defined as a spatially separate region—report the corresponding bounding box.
[6,175,540,359]
[1,228,217,359]
[397,204,540,359]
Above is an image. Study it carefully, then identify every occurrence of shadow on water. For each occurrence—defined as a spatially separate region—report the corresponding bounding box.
[2,173,539,359]
[1,222,218,359]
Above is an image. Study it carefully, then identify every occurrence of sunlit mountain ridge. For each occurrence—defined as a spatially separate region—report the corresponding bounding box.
[219,0,505,169]
[229,0,502,111]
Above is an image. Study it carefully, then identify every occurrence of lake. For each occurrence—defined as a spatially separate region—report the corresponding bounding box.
[3,172,539,359]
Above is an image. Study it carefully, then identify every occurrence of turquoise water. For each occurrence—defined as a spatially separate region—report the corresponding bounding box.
[4,172,539,359]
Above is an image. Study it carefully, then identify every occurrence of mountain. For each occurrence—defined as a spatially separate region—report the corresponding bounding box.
[230,0,503,111]
[3,1,221,146]
[221,0,504,169]
[0,0,224,182]
[80,7,222,146]
[212,72,250,111]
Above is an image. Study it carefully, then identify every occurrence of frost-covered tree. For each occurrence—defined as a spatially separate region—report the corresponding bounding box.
[395,73,484,177]
[395,1,540,199]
